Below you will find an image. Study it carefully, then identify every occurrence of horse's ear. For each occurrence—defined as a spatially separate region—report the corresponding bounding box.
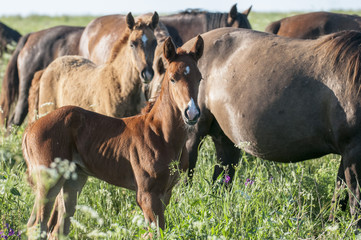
[243,6,252,17]
[126,12,135,30]
[163,37,176,63]
[156,57,166,75]
[229,4,238,20]
[190,35,204,62]
[151,12,159,29]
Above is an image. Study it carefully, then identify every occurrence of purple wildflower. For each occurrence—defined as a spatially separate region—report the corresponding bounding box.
[245,178,254,186]
[8,229,14,236]
[223,175,231,184]
[269,176,274,183]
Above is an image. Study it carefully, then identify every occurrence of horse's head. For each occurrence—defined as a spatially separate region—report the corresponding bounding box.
[226,4,252,29]
[163,36,204,126]
[126,12,159,84]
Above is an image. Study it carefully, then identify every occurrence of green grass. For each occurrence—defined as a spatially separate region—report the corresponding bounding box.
[1,11,361,239]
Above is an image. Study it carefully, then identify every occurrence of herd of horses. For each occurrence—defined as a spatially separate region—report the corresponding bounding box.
[1,4,361,238]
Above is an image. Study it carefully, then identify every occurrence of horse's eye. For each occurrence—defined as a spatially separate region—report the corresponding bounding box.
[170,78,176,84]
[130,42,136,48]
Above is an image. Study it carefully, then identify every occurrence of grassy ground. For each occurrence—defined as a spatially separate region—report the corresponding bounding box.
[1,10,361,239]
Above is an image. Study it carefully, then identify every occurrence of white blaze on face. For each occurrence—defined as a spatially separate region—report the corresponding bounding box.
[184,66,190,75]
[142,34,148,47]
[187,98,199,120]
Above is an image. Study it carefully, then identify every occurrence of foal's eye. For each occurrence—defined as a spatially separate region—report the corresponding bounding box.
[130,42,136,48]
[170,78,176,84]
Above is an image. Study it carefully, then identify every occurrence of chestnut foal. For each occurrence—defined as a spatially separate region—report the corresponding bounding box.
[22,36,204,239]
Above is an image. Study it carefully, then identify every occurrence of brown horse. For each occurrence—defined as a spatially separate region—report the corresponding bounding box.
[78,4,251,64]
[0,21,21,57]
[160,4,252,46]
[0,26,84,127]
[180,28,361,226]
[22,36,203,238]
[28,13,159,122]
[265,11,361,39]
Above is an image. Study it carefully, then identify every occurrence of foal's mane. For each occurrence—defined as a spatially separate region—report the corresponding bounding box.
[315,31,361,95]
[107,15,155,63]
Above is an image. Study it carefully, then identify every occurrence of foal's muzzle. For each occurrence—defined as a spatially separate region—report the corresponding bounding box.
[141,67,154,84]
[184,98,201,125]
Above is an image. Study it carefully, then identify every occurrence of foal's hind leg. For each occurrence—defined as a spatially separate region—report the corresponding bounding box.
[27,174,65,240]
[60,172,88,236]
[47,171,88,239]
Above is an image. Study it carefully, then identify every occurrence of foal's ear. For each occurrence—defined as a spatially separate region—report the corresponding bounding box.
[229,4,238,20]
[243,6,252,17]
[156,57,166,75]
[190,35,204,61]
[163,37,176,63]
[150,12,159,29]
[126,12,135,30]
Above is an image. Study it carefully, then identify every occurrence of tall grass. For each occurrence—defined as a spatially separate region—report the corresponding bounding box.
[1,10,361,239]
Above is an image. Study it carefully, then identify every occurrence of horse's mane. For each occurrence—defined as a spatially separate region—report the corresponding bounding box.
[315,30,361,95]
[107,15,155,63]
[180,8,207,15]
[141,99,157,114]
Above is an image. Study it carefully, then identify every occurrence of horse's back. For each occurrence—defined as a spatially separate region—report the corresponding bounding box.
[79,14,127,64]
[37,55,97,116]
[265,11,361,39]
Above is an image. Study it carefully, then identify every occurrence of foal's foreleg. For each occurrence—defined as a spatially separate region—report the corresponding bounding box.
[137,190,166,229]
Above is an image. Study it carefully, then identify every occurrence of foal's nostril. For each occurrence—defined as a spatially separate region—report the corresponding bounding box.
[185,106,200,121]
[141,68,154,82]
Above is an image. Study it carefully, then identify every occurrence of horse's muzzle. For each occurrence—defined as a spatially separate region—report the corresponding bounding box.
[141,68,154,84]
[184,98,201,125]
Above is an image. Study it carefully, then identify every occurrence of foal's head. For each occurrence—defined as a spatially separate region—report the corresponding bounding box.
[126,12,159,83]
[163,36,204,126]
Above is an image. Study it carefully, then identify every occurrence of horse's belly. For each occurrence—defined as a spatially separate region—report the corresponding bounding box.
[208,88,335,162]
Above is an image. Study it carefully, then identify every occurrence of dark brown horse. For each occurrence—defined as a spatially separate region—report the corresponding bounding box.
[265,11,361,39]
[78,4,251,64]
[160,4,252,46]
[0,21,21,57]
[22,36,203,238]
[180,28,361,226]
[0,25,84,127]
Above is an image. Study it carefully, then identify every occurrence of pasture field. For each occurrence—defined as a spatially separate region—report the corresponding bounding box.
[1,10,361,239]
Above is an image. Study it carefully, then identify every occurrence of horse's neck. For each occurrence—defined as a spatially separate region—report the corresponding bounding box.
[146,85,187,149]
[206,13,227,31]
[107,47,141,95]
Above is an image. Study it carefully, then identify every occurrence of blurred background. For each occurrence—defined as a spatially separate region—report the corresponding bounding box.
[1,0,360,16]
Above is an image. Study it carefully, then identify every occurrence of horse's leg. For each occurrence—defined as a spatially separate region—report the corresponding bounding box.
[342,147,361,227]
[49,172,88,238]
[184,110,213,182]
[209,120,240,184]
[47,195,60,232]
[329,158,349,221]
[28,174,65,240]
[137,189,165,229]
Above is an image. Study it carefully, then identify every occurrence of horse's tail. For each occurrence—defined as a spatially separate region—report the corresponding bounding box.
[0,33,30,126]
[28,69,44,123]
[264,21,281,35]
